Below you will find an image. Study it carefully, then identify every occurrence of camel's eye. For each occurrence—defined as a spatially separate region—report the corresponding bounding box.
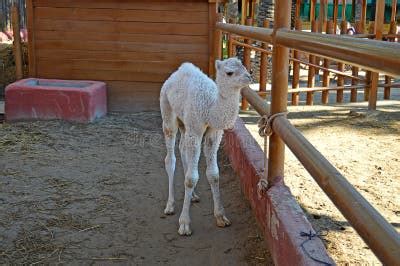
[226,72,234,76]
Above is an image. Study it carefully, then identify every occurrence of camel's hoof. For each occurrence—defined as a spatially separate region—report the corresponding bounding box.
[178,223,192,236]
[164,202,175,215]
[191,192,200,203]
[216,215,231,227]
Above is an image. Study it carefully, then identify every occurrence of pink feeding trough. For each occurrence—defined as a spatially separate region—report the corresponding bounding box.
[5,79,107,123]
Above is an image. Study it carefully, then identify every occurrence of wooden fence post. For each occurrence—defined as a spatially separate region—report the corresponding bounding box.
[268,0,291,184]
[291,19,302,105]
[307,20,318,105]
[241,17,253,110]
[322,20,334,104]
[336,20,347,103]
[11,3,23,80]
[259,19,270,97]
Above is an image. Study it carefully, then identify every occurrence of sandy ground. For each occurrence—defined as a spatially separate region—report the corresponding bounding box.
[0,112,272,265]
[241,89,400,264]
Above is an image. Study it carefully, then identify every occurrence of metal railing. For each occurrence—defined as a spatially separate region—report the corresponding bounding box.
[214,2,400,265]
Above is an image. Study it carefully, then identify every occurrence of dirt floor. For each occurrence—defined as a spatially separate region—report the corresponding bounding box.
[241,90,400,265]
[0,112,272,265]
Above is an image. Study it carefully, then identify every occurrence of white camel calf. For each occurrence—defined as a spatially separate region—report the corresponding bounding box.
[160,58,252,235]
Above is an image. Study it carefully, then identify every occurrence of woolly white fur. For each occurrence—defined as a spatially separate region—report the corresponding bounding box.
[160,58,251,236]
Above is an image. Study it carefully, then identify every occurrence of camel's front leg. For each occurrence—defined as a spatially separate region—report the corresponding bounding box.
[178,130,202,236]
[204,129,231,227]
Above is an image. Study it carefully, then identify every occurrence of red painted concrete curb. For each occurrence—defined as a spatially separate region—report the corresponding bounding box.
[223,118,335,266]
[5,78,107,123]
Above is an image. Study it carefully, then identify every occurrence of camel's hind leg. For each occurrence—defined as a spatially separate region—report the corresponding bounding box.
[203,129,231,227]
[178,120,200,203]
[161,96,178,215]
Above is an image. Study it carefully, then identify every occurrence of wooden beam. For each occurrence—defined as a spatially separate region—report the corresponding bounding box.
[26,0,36,76]
[209,2,218,77]
[11,4,23,80]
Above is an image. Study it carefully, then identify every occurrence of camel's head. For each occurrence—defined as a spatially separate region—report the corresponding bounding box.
[215,58,252,90]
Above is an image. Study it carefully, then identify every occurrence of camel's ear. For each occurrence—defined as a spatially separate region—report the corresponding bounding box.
[215,60,223,71]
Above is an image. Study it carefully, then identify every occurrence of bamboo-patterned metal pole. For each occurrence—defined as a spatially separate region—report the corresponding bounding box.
[322,20,334,104]
[292,19,302,106]
[259,19,270,97]
[350,21,363,103]
[361,0,367,33]
[319,0,328,33]
[267,0,291,184]
[364,21,375,101]
[307,20,318,105]
[310,0,316,24]
[384,0,397,99]
[369,0,385,110]
[11,2,23,80]
[227,18,236,57]
[337,16,347,103]
[333,0,339,33]
[241,17,253,110]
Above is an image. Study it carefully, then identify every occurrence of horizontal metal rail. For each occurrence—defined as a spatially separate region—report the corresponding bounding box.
[276,29,400,77]
[240,86,400,265]
[216,23,400,77]
[217,22,273,44]
[224,21,400,263]
[232,38,365,81]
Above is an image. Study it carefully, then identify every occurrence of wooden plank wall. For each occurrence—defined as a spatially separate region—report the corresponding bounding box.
[29,0,210,112]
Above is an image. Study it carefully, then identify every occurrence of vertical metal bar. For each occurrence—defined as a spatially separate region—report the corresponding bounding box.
[384,0,397,99]
[291,19,302,106]
[361,0,367,33]
[319,0,328,32]
[351,20,361,103]
[259,19,270,95]
[310,0,316,24]
[351,67,359,102]
[333,0,339,32]
[369,0,385,110]
[322,20,334,104]
[267,0,291,184]
[307,20,318,105]
[336,21,347,103]
[242,17,252,110]
[341,0,346,21]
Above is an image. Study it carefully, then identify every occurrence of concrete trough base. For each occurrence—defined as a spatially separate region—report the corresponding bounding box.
[223,118,335,266]
[5,78,107,123]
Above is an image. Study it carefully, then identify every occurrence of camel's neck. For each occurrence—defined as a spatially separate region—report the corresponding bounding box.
[208,82,241,130]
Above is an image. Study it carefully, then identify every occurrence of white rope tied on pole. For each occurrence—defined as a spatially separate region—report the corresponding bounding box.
[257,112,288,199]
